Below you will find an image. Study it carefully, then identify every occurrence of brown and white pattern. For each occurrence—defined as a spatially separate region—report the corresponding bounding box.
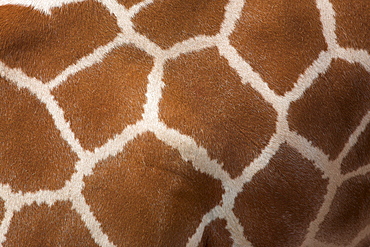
[0,0,369,246]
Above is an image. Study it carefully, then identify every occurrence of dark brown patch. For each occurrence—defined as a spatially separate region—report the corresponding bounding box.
[230,0,326,95]
[289,59,370,160]
[331,0,370,52]
[234,144,328,247]
[199,219,233,247]
[53,45,153,151]
[341,124,370,174]
[0,1,120,82]
[82,132,223,246]
[0,79,77,192]
[117,0,143,8]
[160,48,276,178]
[316,173,370,245]
[133,0,228,49]
[3,201,99,247]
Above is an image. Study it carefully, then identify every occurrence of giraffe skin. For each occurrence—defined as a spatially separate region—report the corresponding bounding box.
[0,0,369,246]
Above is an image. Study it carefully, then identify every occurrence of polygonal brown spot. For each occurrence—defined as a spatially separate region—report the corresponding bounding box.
[331,0,370,52]
[4,201,98,247]
[234,144,328,247]
[159,48,276,178]
[199,219,233,247]
[82,132,223,246]
[53,45,153,151]
[316,173,370,246]
[341,124,370,174]
[117,0,143,8]
[132,0,228,49]
[0,79,77,192]
[0,1,120,82]
[230,0,326,95]
[288,59,370,160]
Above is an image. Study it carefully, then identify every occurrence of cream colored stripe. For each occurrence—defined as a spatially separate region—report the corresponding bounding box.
[284,50,333,103]
[286,131,330,176]
[186,206,223,247]
[300,174,340,247]
[128,0,153,16]
[71,193,116,247]
[0,0,86,14]
[164,35,217,60]
[335,48,370,73]
[217,40,282,109]
[219,0,245,38]
[236,132,284,186]
[152,122,231,183]
[0,62,85,159]
[333,111,370,168]
[0,207,14,245]
[316,0,339,52]
[301,113,370,247]
[47,35,126,90]
[350,224,370,247]
[226,211,252,247]
[342,163,370,182]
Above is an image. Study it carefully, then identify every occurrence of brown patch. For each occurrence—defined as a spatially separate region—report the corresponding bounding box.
[0,1,120,82]
[117,0,143,8]
[133,0,228,49]
[230,0,326,95]
[234,144,328,247]
[82,132,223,246]
[341,124,370,174]
[159,48,276,178]
[0,199,4,223]
[199,219,233,247]
[53,45,153,151]
[289,59,370,160]
[316,173,370,245]
[4,201,98,247]
[331,0,370,51]
[0,79,77,192]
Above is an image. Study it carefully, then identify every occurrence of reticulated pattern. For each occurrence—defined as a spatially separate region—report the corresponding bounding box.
[0,0,369,246]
